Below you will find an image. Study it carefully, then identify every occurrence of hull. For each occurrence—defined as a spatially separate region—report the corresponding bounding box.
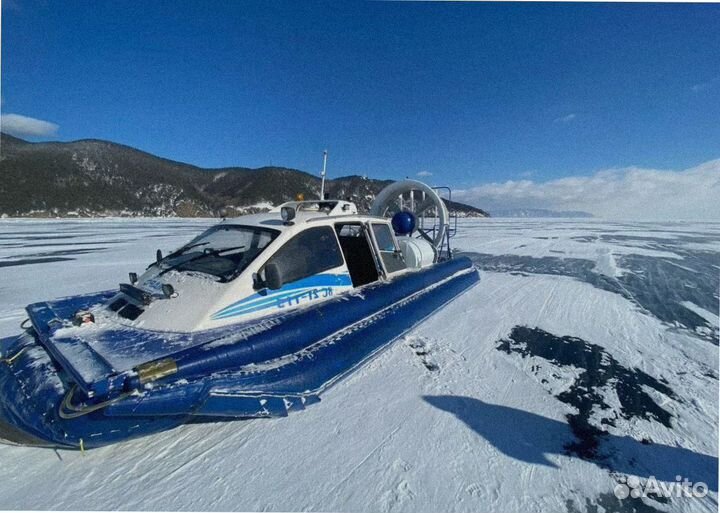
[0,257,479,449]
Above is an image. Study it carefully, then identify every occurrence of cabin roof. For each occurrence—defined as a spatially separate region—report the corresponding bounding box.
[224,200,387,232]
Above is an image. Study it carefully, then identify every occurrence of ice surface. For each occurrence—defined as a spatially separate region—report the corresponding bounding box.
[0,218,717,512]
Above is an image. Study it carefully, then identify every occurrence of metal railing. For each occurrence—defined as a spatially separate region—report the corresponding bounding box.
[428,186,458,261]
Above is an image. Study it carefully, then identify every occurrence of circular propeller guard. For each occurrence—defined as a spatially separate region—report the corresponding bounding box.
[370,180,449,248]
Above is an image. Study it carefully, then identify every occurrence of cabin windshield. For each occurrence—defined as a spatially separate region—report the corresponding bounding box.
[161,224,280,281]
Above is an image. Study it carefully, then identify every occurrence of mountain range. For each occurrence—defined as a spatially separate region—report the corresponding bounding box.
[0,133,489,219]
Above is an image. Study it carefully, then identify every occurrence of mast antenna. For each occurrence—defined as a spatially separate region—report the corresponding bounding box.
[320,150,328,200]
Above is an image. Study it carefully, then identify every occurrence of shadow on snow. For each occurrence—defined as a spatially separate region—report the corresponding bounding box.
[423,395,718,492]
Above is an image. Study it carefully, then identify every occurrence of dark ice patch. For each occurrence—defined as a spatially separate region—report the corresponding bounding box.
[7,240,125,248]
[462,251,719,344]
[0,257,75,268]
[5,247,108,259]
[465,252,596,277]
[0,235,79,241]
[565,493,667,513]
[570,236,599,243]
[613,251,718,342]
[497,326,677,459]
[406,337,440,372]
[598,233,717,247]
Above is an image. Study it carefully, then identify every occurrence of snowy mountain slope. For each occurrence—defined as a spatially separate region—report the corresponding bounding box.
[0,218,717,512]
[0,133,489,219]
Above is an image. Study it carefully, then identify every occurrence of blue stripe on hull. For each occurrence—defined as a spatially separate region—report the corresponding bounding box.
[211,273,352,319]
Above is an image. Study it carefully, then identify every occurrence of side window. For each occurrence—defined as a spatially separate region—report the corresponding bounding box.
[264,226,344,285]
[337,224,363,237]
[372,223,407,274]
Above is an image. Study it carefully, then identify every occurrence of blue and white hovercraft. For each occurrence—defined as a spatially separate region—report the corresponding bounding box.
[0,180,479,448]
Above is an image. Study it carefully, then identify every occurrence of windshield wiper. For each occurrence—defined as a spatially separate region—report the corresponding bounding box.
[167,241,210,259]
[150,241,210,270]
[208,245,247,255]
[158,246,246,277]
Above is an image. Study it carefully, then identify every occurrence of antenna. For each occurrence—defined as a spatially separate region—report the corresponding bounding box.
[320,150,328,200]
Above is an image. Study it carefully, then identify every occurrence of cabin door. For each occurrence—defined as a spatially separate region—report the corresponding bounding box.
[334,222,382,287]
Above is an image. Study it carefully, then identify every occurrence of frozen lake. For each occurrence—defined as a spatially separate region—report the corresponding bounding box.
[0,218,718,512]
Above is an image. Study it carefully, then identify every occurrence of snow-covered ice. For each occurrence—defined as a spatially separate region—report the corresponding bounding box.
[0,218,717,512]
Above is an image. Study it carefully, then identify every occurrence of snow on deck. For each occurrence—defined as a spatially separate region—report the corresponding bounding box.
[0,218,717,512]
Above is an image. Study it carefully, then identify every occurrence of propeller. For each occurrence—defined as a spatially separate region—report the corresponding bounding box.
[370,180,449,248]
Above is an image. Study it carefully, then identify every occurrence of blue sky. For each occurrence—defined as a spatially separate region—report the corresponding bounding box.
[2,1,719,217]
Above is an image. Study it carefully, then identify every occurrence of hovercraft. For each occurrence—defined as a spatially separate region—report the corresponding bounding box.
[0,180,479,448]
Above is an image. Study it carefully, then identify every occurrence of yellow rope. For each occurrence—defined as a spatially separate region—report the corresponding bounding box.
[0,346,28,366]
